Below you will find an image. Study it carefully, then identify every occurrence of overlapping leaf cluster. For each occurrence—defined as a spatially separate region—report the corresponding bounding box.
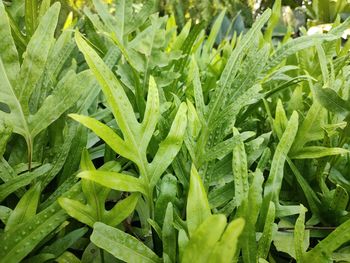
[1,0,350,262]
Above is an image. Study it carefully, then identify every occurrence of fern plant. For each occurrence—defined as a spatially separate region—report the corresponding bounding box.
[67,31,187,219]
[2,0,350,262]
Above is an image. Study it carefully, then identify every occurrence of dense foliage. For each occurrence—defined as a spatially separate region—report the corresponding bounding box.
[1,0,350,262]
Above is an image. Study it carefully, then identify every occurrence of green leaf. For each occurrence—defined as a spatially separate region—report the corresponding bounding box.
[287,158,321,217]
[203,136,238,162]
[25,253,55,263]
[329,185,349,212]
[203,9,226,55]
[29,71,88,138]
[291,101,326,154]
[140,76,160,152]
[207,10,271,130]
[25,0,38,36]
[75,30,186,194]
[0,3,67,167]
[0,1,20,86]
[38,0,50,21]
[315,42,329,82]
[232,127,249,207]
[78,170,147,195]
[104,193,140,226]
[0,54,29,141]
[314,86,350,113]
[0,206,12,224]
[0,164,51,202]
[78,149,110,225]
[154,174,177,226]
[115,0,132,40]
[0,183,82,263]
[186,164,211,237]
[239,170,264,263]
[148,218,162,239]
[265,34,337,72]
[41,121,84,188]
[273,99,288,139]
[191,58,205,121]
[75,31,140,143]
[264,0,281,41]
[182,214,227,262]
[260,111,299,223]
[257,202,276,260]
[294,205,307,262]
[178,229,189,261]
[69,114,134,162]
[17,2,61,115]
[162,203,176,263]
[0,121,12,156]
[209,182,235,209]
[5,183,41,231]
[208,218,245,263]
[290,146,349,159]
[41,227,88,257]
[149,103,187,187]
[125,0,155,34]
[56,251,81,263]
[91,222,162,263]
[304,218,350,262]
[172,20,191,51]
[58,197,95,227]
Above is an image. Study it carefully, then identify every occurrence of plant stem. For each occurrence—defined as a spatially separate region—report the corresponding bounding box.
[27,136,33,171]
[279,226,336,231]
[99,248,105,263]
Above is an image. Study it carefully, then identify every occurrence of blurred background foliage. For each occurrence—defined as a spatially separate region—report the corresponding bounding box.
[3,0,350,43]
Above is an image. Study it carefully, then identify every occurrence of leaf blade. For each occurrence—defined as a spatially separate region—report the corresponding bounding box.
[91,222,162,263]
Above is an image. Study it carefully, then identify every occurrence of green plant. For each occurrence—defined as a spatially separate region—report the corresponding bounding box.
[2,0,350,262]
